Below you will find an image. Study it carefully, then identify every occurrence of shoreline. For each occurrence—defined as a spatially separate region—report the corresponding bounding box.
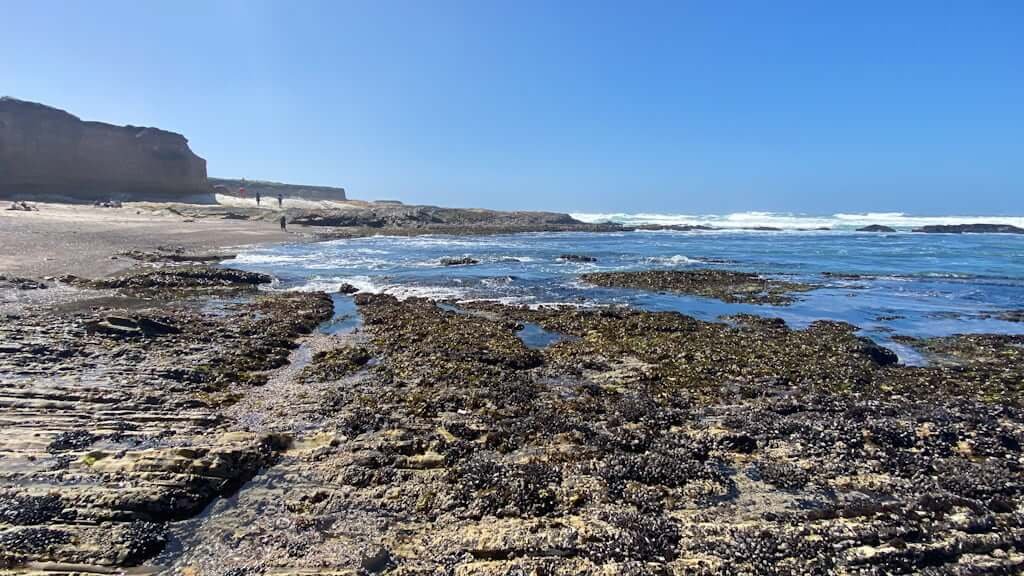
[6,201,1023,280]
[0,202,303,278]
[0,201,625,279]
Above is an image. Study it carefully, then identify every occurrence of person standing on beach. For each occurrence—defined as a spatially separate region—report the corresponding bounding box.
[277,193,283,208]
[280,215,287,231]
[255,191,261,206]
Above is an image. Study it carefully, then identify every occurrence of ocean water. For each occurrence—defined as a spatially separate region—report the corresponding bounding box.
[226,225,1024,362]
[571,211,1024,230]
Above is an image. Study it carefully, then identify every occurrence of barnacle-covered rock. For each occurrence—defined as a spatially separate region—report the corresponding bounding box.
[300,345,372,382]
[63,265,272,292]
[580,269,815,304]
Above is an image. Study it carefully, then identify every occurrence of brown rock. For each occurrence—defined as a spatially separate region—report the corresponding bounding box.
[0,97,209,203]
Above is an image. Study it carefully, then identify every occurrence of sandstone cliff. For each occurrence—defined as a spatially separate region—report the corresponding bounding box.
[0,97,210,202]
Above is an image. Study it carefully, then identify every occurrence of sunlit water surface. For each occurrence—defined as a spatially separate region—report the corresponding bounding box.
[226,230,1024,361]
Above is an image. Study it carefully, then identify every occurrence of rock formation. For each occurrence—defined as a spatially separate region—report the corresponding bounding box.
[0,97,210,202]
[913,223,1024,234]
[209,177,346,202]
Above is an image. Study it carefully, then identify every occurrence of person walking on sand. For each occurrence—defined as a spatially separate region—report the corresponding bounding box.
[280,215,287,231]
[277,193,283,208]
[255,191,261,206]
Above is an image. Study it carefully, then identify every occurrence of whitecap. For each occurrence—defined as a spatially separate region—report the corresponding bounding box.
[645,254,702,265]
[571,211,1024,231]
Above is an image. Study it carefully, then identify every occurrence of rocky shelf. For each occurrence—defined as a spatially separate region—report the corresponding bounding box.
[580,269,816,305]
[1,270,1022,574]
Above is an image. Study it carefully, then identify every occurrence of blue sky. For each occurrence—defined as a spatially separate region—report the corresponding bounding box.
[2,1,1021,214]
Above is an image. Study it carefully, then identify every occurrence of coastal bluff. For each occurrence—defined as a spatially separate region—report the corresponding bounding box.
[209,177,346,201]
[0,97,210,203]
[210,177,346,202]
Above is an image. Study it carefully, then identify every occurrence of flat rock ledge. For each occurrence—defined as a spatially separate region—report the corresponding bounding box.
[3,276,1024,574]
[580,269,816,305]
[0,276,331,569]
[160,295,1024,574]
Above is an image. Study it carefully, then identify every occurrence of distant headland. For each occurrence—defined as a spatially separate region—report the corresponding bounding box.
[0,97,345,205]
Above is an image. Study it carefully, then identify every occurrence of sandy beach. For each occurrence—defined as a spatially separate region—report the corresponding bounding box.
[0,202,302,278]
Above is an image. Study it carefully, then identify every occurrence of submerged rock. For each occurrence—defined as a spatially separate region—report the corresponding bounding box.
[857,224,897,232]
[998,310,1024,322]
[558,254,597,263]
[440,256,480,266]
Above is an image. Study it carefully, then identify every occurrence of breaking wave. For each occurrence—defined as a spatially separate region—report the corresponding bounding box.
[288,275,468,301]
[570,211,1024,231]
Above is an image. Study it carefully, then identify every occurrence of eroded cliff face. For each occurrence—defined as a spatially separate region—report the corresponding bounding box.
[0,97,210,202]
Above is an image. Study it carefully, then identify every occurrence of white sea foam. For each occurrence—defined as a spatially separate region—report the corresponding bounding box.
[287,275,467,301]
[227,253,319,265]
[570,211,1024,231]
[645,254,702,265]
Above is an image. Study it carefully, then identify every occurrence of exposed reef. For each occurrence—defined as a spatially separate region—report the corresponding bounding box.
[558,254,598,263]
[581,269,816,305]
[913,224,1024,234]
[440,256,480,267]
[60,265,272,293]
[2,268,1023,573]
[0,270,332,568]
[162,296,1024,574]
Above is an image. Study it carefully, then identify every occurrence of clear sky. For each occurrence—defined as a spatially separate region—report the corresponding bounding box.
[2,1,1021,214]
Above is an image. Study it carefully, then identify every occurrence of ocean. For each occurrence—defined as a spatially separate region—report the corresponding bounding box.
[226,212,1024,363]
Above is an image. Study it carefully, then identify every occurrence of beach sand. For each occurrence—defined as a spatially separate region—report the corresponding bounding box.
[0,202,300,278]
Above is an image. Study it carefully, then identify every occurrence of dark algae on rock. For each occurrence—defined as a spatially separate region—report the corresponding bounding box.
[4,268,1024,573]
[148,294,1024,574]
[440,256,480,266]
[558,253,598,263]
[581,269,815,304]
[300,344,373,382]
[62,264,272,292]
[913,223,1024,234]
[0,272,331,568]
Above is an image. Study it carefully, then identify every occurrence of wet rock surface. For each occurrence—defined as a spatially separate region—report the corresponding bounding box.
[3,280,1024,574]
[59,265,272,293]
[156,296,1023,575]
[119,246,235,263]
[558,254,598,263]
[0,276,47,290]
[913,224,1024,234]
[581,269,816,305]
[0,277,331,568]
[996,310,1024,323]
[440,256,480,267]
